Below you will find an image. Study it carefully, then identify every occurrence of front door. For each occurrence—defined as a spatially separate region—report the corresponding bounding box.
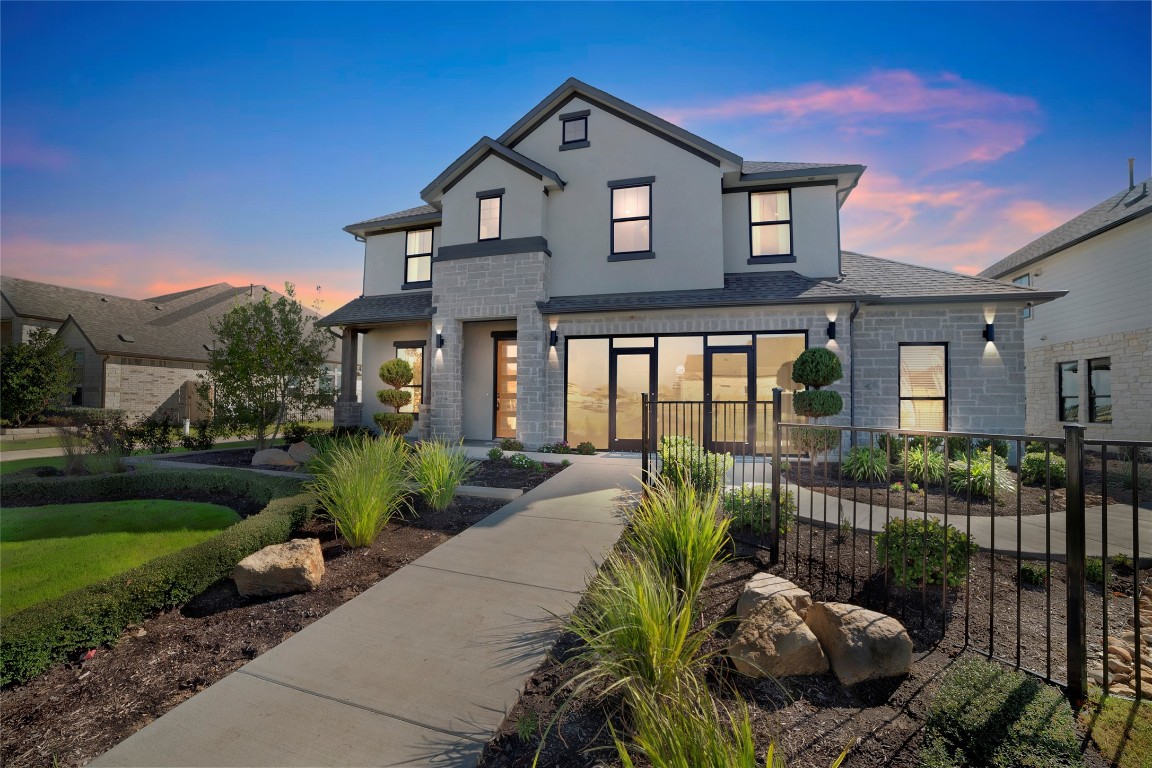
[705,347,753,452]
[609,348,654,451]
[493,336,517,439]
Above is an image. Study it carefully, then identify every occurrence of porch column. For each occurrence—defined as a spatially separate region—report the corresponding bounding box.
[515,310,548,448]
[428,318,463,440]
[334,328,362,428]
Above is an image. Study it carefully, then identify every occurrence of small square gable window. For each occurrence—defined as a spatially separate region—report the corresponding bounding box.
[559,110,589,150]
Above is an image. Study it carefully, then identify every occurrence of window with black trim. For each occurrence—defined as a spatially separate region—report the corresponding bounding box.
[562,116,587,145]
[1058,361,1079,421]
[395,342,424,416]
[750,190,792,259]
[404,229,433,284]
[478,194,501,241]
[1089,357,1111,423]
[1013,274,1032,318]
[611,184,651,254]
[899,343,947,430]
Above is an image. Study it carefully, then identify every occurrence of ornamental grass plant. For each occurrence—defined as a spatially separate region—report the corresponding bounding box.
[613,691,759,768]
[408,440,478,512]
[305,433,410,547]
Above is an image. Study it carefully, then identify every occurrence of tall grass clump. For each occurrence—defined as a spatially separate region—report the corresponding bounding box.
[623,476,729,605]
[900,446,947,486]
[949,450,1016,500]
[842,446,890,482]
[408,440,479,512]
[614,692,759,768]
[305,433,410,547]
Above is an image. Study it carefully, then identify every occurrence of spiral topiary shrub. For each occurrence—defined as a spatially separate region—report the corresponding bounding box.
[792,389,844,419]
[374,358,415,436]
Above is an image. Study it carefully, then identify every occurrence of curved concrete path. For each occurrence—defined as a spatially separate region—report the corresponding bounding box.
[91,456,641,768]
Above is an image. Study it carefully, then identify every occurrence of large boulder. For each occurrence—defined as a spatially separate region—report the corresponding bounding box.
[233,539,325,597]
[729,594,828,678]
[252,448,298,467]
[737,572,813,619]
[287,441,317,464]
[804,602,912,686]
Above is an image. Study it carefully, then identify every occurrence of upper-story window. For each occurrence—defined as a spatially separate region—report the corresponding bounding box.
[559,109,590,150]
[610,183,652,256]
[405,228,433,284]
[1013,274,1032,318]
[478,192,502,241]
[750,190,792,260]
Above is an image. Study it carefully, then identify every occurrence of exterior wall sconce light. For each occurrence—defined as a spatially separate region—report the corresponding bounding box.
[826,321,837,340]
[983,323,995,342]
[436,332,445,349]
[549,330,559,347]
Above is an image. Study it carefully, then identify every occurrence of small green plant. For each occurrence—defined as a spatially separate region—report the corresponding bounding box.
[838,512,853,539]
[1085,556,1107,585]
[1019,452,1067,488]
[137,412,177,454]
[899,446,947,486]
[514,711,539,742]
[180,419,216,452]
[507,453,543,471]
[722,486,797,536]
[613,692,760,768]
[499,437,525,451]
[792,426,840,459]
[973,438,1010,460]
[842,446,890,482]
[486,446,504,461]
[657,436,732,494]
[949,451,1017,500]
[560,459,572,468]
[1109,552,1134,571]
[538,440,572,454]
[1025,441,1050,455]
[889,480,921,494]
[407,440,478,512]
[305,434,410,547]
[1018,562,1048,587]
[374,358,415,436]
[876,518,977,588]
[576,441,596,455]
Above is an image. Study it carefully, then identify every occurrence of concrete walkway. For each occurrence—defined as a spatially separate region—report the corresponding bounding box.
[91,456,641,768]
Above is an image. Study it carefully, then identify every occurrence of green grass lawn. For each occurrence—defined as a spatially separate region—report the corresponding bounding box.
[0,456,68,475]
[1081,691,1152,768]
[0,436,66,451]
[1,500,241,614]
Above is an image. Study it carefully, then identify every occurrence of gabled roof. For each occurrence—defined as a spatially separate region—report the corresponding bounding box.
[980,178,1152,279]
[316,291,434,328]
[497,78,744,170]
[420,137,565,204]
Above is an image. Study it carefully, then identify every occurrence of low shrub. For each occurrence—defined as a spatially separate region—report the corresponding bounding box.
[282,422,321,443]
[407,440,478,512]
[180,418,216,452]
[538,441,572,454]
[899,447,947,486]
[792,426,840,458]
[507,453,544,471]
[0,469,311,685]
[305,434,410,547]
[1026,440,1051,455]
[499,437,525,451]
[657,436,732,494]
[42,407,128,427]
[889,480,922,494]
[722,486,797,536]
[973,438,1010,460]
[920,658,1082,768]
[137,412,178,454]
[792,389,843,419]
[875,518,977,588]
[1085,556,1107,585]
[487,446,504,461]
[949,451,1016,500]
[1019,452,1067,488]
[1018,562,1048,587]
[576,441,596,455]
[372,411,414,437]
[842,446,890,482]
[328,425,375,440]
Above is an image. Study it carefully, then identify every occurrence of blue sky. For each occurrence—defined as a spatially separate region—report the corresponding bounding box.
[2,1,1148,311]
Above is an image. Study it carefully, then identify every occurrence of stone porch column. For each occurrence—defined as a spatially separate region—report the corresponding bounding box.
[334,328,362,428]
[428,319,463,440]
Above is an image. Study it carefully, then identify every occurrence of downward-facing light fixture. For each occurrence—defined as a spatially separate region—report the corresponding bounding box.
[983,323,995,342]
[826,321,837,340]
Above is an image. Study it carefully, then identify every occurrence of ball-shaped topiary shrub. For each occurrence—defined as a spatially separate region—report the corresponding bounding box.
[375,358,415,436]
[793,389,844,419]
[791,347,843,389]
[378,358,414,390]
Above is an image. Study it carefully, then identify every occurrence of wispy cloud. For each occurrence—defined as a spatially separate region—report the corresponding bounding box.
[2,133,72,171]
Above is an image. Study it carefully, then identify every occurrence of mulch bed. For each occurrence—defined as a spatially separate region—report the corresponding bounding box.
[0,466,564,768]
[479,521,1140,767]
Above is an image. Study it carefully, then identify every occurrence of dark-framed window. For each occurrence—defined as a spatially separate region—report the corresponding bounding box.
[899,343,948,430]
[394,341,425,417]
[1089,357,1111,423]
[404,228,433,284]
[1058,361,1079,421]
[562,116,587,144]
[611,183,651,255]
[750,190,792,259]
[1013,274,1032,318]
[478,193,502,241]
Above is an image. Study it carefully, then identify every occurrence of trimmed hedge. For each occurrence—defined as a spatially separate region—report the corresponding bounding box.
[0,469,314,685]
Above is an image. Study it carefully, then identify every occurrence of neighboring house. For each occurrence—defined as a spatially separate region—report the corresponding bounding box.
[980,175,1152,441]
[0,277,343,421]
[321,78,1063,450]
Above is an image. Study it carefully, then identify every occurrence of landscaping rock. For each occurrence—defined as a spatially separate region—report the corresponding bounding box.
[729,594,828,678]
[805,602,913,686]
[233,539,324,597]
[252,448,298,467]
[287,441,317,464]
[737,572,813,619]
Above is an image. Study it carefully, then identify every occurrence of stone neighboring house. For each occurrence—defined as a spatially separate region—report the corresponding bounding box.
[0,277,342,421]
[321,78,1063,450]
[981,173,1152,441]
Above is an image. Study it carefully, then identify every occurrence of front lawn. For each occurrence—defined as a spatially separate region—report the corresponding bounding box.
[1,500,241,614]
[0,456,67,475]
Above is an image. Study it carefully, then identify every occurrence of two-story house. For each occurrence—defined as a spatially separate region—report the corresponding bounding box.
[320,79,1063,450]
[981,171,1152,441]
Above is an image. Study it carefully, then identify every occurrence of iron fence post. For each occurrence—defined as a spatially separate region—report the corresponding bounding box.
[770,387,783,565]
[1064,423,1088,705]
[641,393,650,487]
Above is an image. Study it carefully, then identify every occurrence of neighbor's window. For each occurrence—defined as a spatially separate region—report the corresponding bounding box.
[750,190,792,258]
[1013,274,1032,318]
[611,184,651,254]
[562,116,587,144]
[899,343,947,430]
[478,194,502,241]
[405,229,433,284]
[395,343,424,415]
[1089,358,1111,423]
[1058,361,1079,421]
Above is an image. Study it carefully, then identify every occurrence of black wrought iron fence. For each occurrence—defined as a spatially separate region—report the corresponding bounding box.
[640,389,1151,703]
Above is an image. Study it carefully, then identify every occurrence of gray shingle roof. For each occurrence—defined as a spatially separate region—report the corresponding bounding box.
[980,179,1152,279]
[837,252,1063,302]
[420,137,565,202]
[741,161,862,177]
[345,204,441,235]
[316,291,434,328]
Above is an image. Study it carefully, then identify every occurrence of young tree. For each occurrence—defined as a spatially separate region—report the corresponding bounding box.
[197,284,336,449]
[0,327,77,426]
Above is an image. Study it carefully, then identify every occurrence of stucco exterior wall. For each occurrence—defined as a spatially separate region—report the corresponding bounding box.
[439,155,546,248]
[358,322,432,436]
[721,184,841,278]
[461,319,517,440]
[362,227,440,296]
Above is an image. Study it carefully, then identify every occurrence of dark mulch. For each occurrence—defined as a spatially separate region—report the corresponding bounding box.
[0,469,563,768]
[479,521,1138,768]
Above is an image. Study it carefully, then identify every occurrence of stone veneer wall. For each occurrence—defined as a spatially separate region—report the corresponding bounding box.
[1024,328,1152,442]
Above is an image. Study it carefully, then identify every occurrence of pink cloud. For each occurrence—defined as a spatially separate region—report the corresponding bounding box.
[2,134,72,171]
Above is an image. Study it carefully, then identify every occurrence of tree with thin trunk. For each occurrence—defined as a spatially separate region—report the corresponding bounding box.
[0,327,77,427]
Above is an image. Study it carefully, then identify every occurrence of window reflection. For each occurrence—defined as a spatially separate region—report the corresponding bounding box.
[566,338,609,447]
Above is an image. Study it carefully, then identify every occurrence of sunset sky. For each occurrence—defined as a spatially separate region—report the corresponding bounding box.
[2,1,1148,313]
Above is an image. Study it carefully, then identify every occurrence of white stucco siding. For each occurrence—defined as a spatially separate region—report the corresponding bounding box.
[359,322,432,435]
[362,227,439,296]
[722,184,841,278]
[513,97,725,296]
[439,154,546,248]
[1022,215,1152,348]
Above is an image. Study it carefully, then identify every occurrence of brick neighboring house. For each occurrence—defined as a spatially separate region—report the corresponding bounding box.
[981,174,1152,441]
[321,78,1064,449]
[0,277,342,421]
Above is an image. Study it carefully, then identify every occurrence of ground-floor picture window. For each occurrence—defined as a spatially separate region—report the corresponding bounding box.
[1058,361,1079,422]
[395,343,424,415]
[899,343,947,430]
[1088,357,1111,423]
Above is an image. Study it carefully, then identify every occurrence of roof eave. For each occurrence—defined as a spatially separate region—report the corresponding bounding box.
[866,290,1067,306]
[419,137,564,204]
[538,294,864,316]
[344,212,443,237]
